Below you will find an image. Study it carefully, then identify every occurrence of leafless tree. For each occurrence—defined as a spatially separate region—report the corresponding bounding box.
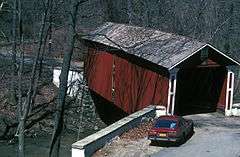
[15,0,51,156]
[49,0,88,156]
[15,0,24,156]
[127,0,134,25]
[10,0,17,106]
[1,0,240,156]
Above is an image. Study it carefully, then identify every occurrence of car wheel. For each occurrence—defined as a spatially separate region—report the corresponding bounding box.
[180,133,186,144]
[151,140,158,146]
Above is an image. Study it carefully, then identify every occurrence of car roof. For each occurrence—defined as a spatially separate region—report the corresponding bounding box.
[157,115,181,121]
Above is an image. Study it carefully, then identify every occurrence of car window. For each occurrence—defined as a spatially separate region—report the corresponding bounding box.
[154,120,177,129]
[170,123,176,129]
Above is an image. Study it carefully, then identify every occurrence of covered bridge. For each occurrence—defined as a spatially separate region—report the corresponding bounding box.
[82,22,240,122]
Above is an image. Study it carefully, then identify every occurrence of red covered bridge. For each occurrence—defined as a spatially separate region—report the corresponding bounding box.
[82,22,240,123]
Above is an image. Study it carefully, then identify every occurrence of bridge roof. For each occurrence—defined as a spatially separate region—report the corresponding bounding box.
[83,22,239,69]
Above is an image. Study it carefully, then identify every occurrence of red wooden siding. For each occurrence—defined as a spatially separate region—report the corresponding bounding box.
[85,46,231,115]
[85,48,113,102]
[85,48,169,114]
[197,58,221,68]
[114,56,169,114]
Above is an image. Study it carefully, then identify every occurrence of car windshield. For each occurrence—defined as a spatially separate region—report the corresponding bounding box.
[154,120,177,129]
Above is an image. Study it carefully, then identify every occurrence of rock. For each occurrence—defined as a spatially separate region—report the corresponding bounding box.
[94,126,98,130]
[7,138,16,145]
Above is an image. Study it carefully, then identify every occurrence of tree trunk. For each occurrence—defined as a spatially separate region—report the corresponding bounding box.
[127,0,134,25]
[143,1,149,27]
[16,0,50,156]
[77,78,86,140]
[10,0,17,106]
[49,0,82,156]
[17,0,24,155]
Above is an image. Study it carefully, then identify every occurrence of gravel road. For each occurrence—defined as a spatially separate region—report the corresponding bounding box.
[95,113,240,157]
[152,113,240,157]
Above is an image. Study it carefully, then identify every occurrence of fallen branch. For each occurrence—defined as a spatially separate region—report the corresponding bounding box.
[0,72,6,80]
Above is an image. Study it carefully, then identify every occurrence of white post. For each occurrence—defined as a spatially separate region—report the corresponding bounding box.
[167,68,179,115]
[72,148,85,157]
[225,66,235,116]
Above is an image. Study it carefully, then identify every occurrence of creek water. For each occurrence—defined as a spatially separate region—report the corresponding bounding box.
[0,129,96,157]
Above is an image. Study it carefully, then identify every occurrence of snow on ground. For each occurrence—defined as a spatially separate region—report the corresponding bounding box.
[93,112,240,157]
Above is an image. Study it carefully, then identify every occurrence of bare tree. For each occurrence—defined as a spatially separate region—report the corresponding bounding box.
[49,0,88,156]
[142,1,149,27]
[15,0,50,156]
[16,0,24,156]
[10,0,17,106]
[127,0,134,25]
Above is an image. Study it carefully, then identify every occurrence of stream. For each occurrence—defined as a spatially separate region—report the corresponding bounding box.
[0,129,96,157]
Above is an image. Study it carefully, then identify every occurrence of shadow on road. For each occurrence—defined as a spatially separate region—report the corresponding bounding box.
[150,130,195,147]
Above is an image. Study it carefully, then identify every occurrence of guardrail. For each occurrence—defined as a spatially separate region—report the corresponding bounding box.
[72,105,156,157]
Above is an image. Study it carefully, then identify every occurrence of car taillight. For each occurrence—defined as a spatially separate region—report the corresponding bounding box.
[168,131,177,137]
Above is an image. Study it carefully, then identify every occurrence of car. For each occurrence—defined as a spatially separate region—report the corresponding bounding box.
[148,115,194,144]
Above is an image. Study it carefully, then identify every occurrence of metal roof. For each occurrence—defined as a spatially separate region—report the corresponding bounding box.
[83,22,239,69]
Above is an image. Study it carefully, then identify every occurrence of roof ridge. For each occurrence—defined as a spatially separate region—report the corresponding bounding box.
[82,22,239,69]
[99,22,206,45]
